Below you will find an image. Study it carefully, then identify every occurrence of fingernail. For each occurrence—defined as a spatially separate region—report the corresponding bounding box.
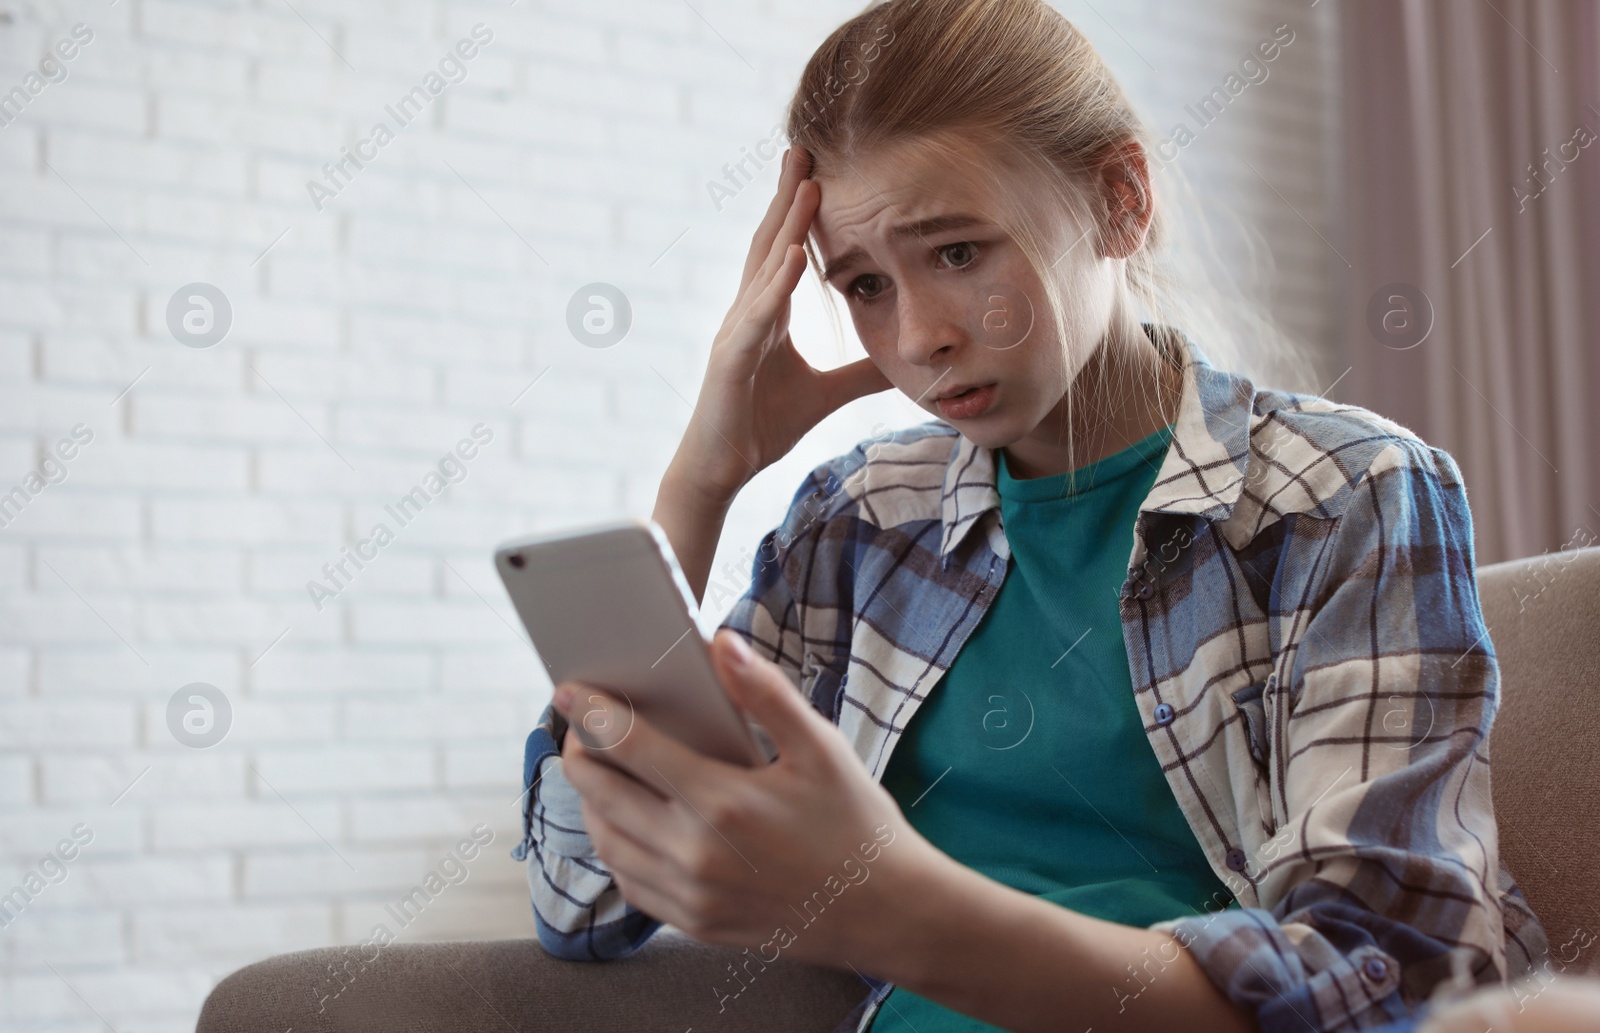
[553,684,573,712]
[726,632,754,667]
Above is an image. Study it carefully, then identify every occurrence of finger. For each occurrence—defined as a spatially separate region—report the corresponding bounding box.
[559,711,589,767]
[559,680,648,754]
[739,145,813,295]
[719,184,821,344]
[558,692,666,807]
[709,629,831,764]
[559,683,742,803]
[751,178,821,301]
[562,731,669,814]
[564,733,722,876]
[582,805,685,924]
[559,692,642,779]
[739,147,798,291]
[569,740,741,920]
[740,242,808,333]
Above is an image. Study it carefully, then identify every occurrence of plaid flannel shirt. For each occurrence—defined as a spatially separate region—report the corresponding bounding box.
[512,327,1548,1033]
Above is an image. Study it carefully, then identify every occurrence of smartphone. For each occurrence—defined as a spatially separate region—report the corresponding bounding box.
[493,518,775,768]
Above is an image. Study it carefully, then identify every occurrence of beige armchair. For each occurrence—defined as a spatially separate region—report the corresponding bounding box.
[195,546,1600,1032]
[1474,544,1599,980]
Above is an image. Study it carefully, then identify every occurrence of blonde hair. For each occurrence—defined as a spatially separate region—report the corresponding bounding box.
[785,0,1322,468]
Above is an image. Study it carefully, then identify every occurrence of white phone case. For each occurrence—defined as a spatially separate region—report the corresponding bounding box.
[494,518,776,768]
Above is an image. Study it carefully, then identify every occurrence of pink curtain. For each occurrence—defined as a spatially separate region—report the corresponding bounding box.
[1335,0,1600,564]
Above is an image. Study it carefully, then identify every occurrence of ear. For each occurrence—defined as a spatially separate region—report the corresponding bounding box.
[1093,137,1153,260]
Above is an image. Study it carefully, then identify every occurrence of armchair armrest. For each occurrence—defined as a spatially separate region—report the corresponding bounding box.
[197,926,868,1033]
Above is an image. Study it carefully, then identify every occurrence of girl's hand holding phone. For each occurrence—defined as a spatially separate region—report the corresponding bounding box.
[668,146,893,507]
[552,629,936,971]
[570,152,922,970]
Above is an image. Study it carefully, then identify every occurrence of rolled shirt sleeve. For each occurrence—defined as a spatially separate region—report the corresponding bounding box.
[512,700,663,960]
[511,448,861,960]
[1148,441,1548,1031]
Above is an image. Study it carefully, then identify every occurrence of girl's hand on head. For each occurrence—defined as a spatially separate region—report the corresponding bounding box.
[673,146,893,505]
[551,628,934,969]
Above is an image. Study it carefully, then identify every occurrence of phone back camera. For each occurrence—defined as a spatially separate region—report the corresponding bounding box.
[508,553,526,569]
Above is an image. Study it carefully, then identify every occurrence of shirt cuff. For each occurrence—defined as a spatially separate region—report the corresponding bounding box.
[1149,906,1407,1033]
[531,754,596,858]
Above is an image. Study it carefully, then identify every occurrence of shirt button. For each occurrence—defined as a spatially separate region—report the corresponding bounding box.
[1153,702,1175,726]
[1225,848,1248,872]
[1132,579,1154,600]
[1363,956,1390,982]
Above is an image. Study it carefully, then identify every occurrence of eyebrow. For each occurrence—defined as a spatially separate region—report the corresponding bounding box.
[820,213,988,282]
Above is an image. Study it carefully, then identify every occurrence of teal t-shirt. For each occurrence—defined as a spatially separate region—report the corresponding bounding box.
[867,423,1234,1032]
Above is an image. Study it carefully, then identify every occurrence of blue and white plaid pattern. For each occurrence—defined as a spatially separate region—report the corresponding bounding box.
[513,327,1548,1033]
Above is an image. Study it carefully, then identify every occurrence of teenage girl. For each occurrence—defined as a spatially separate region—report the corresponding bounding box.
[513,2,1582,1031]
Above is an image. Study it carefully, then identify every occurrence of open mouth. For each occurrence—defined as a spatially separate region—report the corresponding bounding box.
[934,382,997,419]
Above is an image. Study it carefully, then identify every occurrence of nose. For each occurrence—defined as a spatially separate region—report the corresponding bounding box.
[895,280,965,369]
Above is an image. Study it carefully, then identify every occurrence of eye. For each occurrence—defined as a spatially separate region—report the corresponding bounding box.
[936,240,980,270]
[844,244,979,307]
[847,273,886,303]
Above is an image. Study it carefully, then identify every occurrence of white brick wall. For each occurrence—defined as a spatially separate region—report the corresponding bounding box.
[0,0,1336,1028]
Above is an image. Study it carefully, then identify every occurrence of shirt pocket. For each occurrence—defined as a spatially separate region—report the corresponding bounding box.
[799,650,848,724]
[1230,678,1273,768]
[1230,676,1279,833]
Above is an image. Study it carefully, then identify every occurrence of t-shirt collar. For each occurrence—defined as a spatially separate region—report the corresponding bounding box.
[937,326,1256,563]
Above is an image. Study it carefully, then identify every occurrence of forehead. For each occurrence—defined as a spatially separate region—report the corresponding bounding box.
[810,136,1004,252]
